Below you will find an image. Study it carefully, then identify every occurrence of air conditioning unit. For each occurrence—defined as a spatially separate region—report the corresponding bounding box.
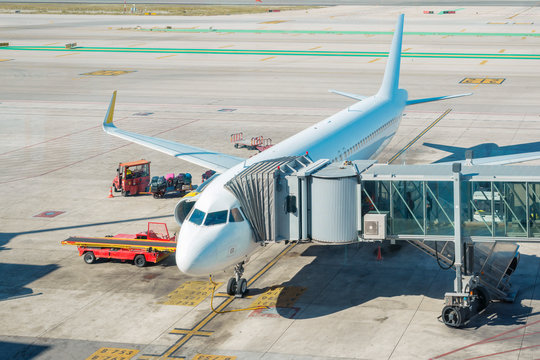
[363,213,387,240]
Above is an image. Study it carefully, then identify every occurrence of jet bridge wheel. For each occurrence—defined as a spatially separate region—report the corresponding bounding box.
[442,306,463,328]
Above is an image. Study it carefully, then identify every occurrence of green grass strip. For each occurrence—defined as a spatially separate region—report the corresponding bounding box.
[3,46,540,60]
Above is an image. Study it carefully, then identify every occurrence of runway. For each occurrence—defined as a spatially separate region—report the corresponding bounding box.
[0,5,539,360]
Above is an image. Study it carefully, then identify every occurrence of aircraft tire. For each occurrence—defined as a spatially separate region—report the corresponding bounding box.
[237,278,247,296]
[227,278,237,296]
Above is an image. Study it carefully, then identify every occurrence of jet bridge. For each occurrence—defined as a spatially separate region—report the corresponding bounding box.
[225,156,540,327]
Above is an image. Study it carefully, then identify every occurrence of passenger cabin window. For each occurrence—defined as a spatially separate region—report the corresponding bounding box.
[229,208,244,222]
[189,209,206,225]
[204,210,228,226]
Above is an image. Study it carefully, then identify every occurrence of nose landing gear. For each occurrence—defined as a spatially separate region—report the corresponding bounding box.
[226,262,248,297]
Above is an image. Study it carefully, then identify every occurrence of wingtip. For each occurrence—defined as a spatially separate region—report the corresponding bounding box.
[103,91,117,127]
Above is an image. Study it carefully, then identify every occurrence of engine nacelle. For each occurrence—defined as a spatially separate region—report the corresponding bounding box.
[174,193,200,226]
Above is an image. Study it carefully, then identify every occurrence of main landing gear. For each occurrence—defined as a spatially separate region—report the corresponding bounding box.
[226,262,248,297]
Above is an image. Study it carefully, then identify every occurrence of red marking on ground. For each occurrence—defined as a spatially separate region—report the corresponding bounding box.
[464,344,540,360]
[0,119,199,185]
[431,319,540,359]
[33,210,65,218]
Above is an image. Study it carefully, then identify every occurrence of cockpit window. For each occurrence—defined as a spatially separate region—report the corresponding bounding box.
[188,208,206,225]
[229,208,244,222]
[204,210,228,226]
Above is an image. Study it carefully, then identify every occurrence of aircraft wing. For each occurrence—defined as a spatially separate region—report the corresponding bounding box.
[102,91,245,173]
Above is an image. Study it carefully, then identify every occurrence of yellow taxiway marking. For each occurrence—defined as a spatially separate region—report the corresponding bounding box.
[460,29,466,32]
[0,59,12,62]
[129,42,146,47]
[368,58,380,63]
[162,280,222,306]
[250,285,307,308]
[192,355,237,360]
[480,60,488,65]
[309,46,321,50]
[219,44,234,48]
[324,27,332,30]
[488,22,508,25]
[403,47,412,52]
[522,36,527,39]
[44,42,59,46]
[82,70,135,76]
[499,49,506,53]
[460,77,505,84]
[472,84,480,89]
[442,35,450,38]
[170,329,213,336]
[55,53,79,57]
[261,56,276,61]
[86,347,138,360]
[259,20,289,24]
[156,54,176,59]
[533,30,537,33]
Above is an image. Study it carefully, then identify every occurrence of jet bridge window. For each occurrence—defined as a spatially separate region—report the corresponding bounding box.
[229,208,244,222]
[189,208,206,225]
[204,210,228,226]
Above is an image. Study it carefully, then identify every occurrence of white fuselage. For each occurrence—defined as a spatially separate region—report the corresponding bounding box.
[176,89,408,276]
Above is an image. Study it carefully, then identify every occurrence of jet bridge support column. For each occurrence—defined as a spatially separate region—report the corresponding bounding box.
[300,176,309,240]
[453,163,463,293]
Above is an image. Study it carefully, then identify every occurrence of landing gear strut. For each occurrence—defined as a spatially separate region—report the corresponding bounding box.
[226,262,248,297]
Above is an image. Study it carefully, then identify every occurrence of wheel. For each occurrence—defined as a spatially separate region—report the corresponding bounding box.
[134,254,146,267]
[442,306,462,328]
[121,189,127,197]
[226,278,237,296]
[474,287,490,312]
[83,252,95,264]
[237,278,247,296]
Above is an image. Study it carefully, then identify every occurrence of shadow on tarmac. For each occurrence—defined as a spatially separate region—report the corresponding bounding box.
[0,214,174,251]
[271,242,538,329]
[0,263,59,302]
[424,141,540,163]
[0,340,50,360]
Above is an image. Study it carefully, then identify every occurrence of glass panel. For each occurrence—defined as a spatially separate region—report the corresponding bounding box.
[529,182,540,237]
[391,180,424,235]
[426,181,454,235]
[204,210,228,226]
[189,208,206,225]
[494,182,527,237]
[463,182,494,236]
[229,208,244,222]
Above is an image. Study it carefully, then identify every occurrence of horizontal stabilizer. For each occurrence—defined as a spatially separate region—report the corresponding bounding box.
[329,89,367,101]
[406,93,472,106]
[102,92,245,173]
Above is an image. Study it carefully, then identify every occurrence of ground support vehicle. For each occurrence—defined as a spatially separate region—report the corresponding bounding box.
[112,159,151,196]
[230,132,273,152]
[149,172,194,198]
[61,222,176,267]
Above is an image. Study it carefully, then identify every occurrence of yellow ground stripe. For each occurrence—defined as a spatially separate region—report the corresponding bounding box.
[309,46,321,50]
[480,60,488,65]
[55,53,79,57]
[368,58,380,63]
[260,56,276,61]
[219,44,234,49]
[170,329,213,336]
[156,54,176,59]
[499,49,506,53]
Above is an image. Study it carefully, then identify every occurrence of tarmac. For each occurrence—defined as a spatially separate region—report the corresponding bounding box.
[0,5,539,360]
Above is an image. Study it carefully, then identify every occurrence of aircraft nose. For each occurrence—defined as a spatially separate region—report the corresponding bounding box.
[175,225,217,276]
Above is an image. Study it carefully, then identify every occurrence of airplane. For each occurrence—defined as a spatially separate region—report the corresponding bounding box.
[102,14,539,297]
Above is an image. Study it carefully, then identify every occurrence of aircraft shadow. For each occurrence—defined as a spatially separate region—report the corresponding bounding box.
[0,263,59,302]
[0,340,50,360]
[272,242,538,329]
[0,214,174,252]
[424,141,540,163]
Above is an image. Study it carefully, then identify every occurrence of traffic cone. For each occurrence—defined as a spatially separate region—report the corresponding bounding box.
[108,187,114,198]
[376,246,382,261]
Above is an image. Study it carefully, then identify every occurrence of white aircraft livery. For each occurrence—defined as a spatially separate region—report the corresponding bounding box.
[103,15,538,296]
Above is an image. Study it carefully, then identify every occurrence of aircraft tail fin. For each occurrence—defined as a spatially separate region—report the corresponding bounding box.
[377,14,404,98]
